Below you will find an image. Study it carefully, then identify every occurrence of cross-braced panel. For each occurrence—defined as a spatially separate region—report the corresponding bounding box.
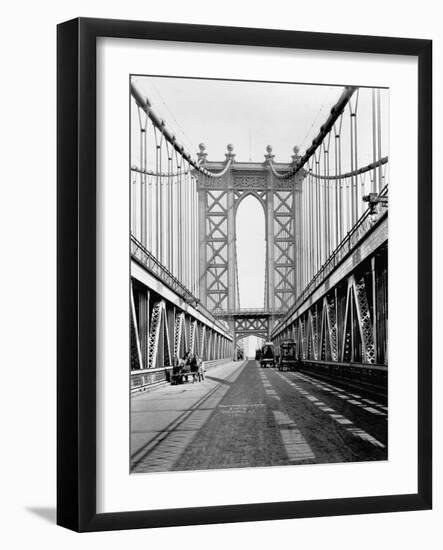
[205,190,229,311]
[299,317,306,359]
[319,305,329,361]
[325,295,338,361]
[174,312,185,359]
[353,276,376,364]
[234,315,270,342]
[234,316,268,332]
[308,308,319,360]
[273,191,296,310]
[148,301,172,369]
[200,325,206,359]
[189,320,198,354]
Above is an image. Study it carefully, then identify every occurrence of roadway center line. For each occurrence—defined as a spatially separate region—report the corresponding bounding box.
[272,410,316,462]
[259,370,281,401]
[259,369,315,462]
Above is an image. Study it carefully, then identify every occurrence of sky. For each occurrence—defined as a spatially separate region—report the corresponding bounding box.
[131,76,389,357]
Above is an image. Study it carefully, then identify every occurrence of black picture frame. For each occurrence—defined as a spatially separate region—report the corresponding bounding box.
[57,17,432,532]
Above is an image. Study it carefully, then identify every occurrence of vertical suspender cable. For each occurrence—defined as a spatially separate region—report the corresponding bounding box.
[371,88,378,192]
[338,117,344,242]
[314,153,321,271]
[168,147,173,272]
[188,167,192,293]
[323,134,331,259]
[148,122,154,253]
[377,89,383,193]
[191,171,194,294]
[154,127,159,259]
[334,131,339,249]
[195,177,198,297]
[349,89,359,225]
[354,95,360,218]
[308,163,314,279]
[181,159,185,287]
[348,102,356,230]
[196,178,199,297]
[137,106,148,247]
[188,167,192,294]
[191,174,194,296]
[137,106,142,242]
[158,126,165,265]
[186,164,189,290]
[164,140,170,271]
[306,170,309,287]
[177,151,182,283]
[131,173,137,236]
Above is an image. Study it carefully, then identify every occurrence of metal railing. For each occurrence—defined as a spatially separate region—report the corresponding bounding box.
[214,308,287,316]
[131,235,231,336]
[131,235,196,302]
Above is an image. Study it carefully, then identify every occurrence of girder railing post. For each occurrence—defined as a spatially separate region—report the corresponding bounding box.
[138,286,149,370]
[371,256,378,363]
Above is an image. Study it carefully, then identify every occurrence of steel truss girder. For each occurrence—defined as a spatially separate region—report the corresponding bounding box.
[352,275,376,364]
[276,267,378,366]
[231,315,271,346]
[234,316,269,332]
[130,279,234,370]
[130,284,143,370]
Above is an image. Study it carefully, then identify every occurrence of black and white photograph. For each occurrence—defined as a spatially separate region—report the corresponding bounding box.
[129,75,389,474]
[1,0,438,543]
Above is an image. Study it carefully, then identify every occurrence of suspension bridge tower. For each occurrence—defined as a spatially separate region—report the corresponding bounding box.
[195,143,306,322]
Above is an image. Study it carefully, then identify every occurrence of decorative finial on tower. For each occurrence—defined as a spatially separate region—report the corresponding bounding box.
[225,143,236,161]
[291,145,301,164]
[197,142,208,165]
[264,144,275,163]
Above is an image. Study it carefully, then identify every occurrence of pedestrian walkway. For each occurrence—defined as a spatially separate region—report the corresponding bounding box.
[131,360,247,472]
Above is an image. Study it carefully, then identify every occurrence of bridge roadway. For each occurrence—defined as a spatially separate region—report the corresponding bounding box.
[130,360,387,473]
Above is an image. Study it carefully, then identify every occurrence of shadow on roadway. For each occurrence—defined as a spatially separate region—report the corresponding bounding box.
[204,375,233,386]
